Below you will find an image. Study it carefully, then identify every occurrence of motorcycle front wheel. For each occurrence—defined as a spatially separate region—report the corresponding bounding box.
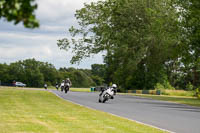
[102,98,107,103]
[65,86,69,93]
[98,99,101,103]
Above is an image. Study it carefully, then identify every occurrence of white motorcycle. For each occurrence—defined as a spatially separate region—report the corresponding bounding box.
[64,83,70,93]
[56,84,59,90]
[60,82,65,92]
[99,87,116,103]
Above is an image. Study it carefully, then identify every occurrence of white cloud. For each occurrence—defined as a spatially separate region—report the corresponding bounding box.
[40,25,66,32]
[36,0,98,24]
[0,0,103,69]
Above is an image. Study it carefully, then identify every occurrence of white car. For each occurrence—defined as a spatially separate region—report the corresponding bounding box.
[15,82,26,87]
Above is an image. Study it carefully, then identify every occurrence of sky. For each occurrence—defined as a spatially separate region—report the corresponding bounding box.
[0,0,103,69]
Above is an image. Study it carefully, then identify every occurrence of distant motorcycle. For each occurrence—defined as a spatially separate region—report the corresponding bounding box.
[99,87,115,103]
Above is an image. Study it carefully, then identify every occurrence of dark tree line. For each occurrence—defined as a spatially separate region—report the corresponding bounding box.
[0,59,105,88]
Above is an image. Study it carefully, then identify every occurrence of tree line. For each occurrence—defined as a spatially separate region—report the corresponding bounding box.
[57,0,200,91]
[0,59,105,88]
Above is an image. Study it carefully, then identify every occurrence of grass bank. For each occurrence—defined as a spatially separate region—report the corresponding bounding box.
[70,88,91,92]
[0,87,165,133]
[161,89,195,97]
[125,93,200,107]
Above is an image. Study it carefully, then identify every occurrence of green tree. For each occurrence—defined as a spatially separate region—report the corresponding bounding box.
[0,0,39,28]
[58,0,181,90]
[72,70,95,87]
[8,61,26,83]
[0,63,10,84]
[39,62,58,86]
[59,67,95,87]
[91,64,106,79]
[177,0,200,88]
[22,59,44,87]
[5,59,44,87]
[91,75,104,86]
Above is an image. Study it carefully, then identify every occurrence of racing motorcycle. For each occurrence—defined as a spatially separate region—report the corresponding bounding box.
[64,83,70,93]
[56,84,59,90]
[60,82,65,92]
[99,86,116,103]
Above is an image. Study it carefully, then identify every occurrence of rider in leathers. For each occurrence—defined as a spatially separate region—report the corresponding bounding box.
[99,84,117,99]
[64,78,72,91]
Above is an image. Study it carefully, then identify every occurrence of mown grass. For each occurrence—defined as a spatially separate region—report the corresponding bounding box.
[126,93,200,107]
[0,86,91,92]
[0,87,166,133]
[161,89,195,97]
[70,88,91,92]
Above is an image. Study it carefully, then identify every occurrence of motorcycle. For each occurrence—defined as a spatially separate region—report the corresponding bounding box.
[64,83,70,93]
[99,87,115,103]
[60,82,65,92]
[56,85,59,90]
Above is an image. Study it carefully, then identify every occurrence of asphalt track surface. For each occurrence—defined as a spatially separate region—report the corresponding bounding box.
[51,90,200,133]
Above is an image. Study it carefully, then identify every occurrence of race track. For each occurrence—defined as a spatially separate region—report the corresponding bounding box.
[51,90,200,133]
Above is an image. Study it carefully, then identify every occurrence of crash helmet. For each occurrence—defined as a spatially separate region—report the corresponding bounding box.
[112,84,117,88]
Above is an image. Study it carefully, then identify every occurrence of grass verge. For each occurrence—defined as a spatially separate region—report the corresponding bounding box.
[0,87,166,133]
[70,88,90,92]
[0,86,91,92]
[124,93,200,107]
[161,89,195,97]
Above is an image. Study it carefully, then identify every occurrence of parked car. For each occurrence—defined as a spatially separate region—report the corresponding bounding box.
[14,82,26,87]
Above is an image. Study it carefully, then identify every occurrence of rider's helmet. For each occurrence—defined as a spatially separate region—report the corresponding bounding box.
[112,84,117,95]
[112,84,117,88]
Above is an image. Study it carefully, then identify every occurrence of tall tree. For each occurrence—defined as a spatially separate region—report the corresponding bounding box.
[39,62,58,86]
[91,64,106,78]
[58,0,181,90]
[177,0,200,88]
[21,59,44,87]
[0,63,10,84]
